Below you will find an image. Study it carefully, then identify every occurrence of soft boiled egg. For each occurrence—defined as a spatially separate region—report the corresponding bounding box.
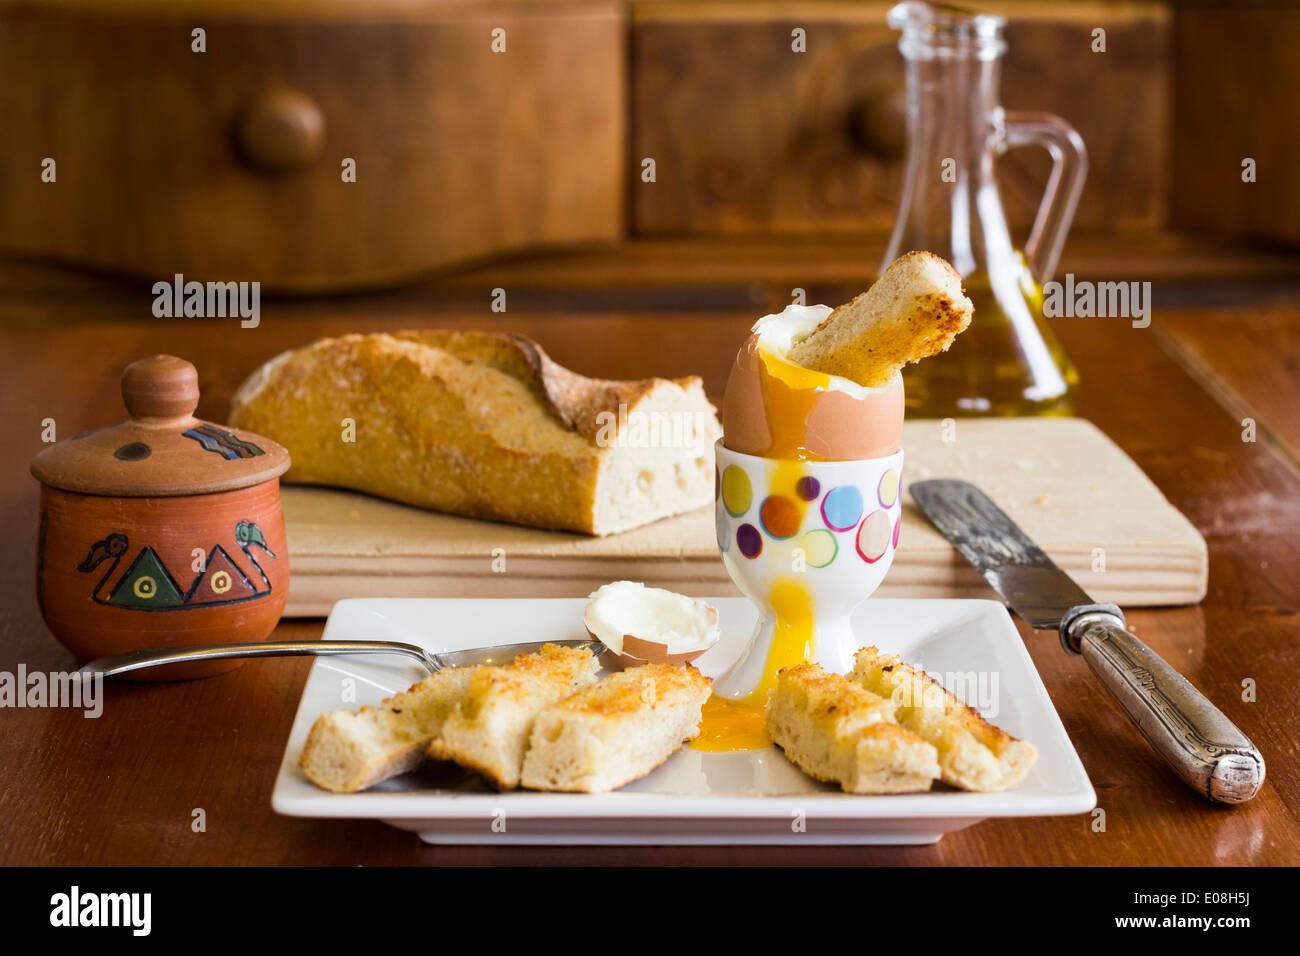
[721,304,904,461]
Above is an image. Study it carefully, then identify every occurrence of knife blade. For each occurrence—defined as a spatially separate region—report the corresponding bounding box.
[910,478,1098,633]
[911,478,1264,805]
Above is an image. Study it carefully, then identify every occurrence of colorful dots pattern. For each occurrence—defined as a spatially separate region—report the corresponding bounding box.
[877,468,899,508]
[760,495,801,539]
[720,461,901,568]
[722,465,752,517]
[800,529,838,568]
[821,485,863,532]
[856,510,893,563]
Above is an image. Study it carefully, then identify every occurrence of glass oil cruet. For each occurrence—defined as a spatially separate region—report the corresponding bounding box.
[884,1,1087,416]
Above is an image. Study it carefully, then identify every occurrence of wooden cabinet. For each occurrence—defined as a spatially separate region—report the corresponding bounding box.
[0,2,626,291]
[0,1,1293,291]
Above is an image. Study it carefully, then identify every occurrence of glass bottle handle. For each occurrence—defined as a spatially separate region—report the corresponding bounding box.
[1001,111,1088,284]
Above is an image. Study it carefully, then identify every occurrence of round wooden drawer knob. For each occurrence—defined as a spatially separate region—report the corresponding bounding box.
[122,355,200,421]
[236,88,326,173]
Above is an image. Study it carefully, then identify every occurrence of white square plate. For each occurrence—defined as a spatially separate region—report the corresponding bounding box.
[272,597,1095,845]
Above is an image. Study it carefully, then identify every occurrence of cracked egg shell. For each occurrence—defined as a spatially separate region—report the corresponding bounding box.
[584,581,720,669]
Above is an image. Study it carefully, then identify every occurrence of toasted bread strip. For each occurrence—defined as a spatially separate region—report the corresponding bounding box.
[786,251,973,388]
[521,663,713,793]
[299,666,482,794]
[850,646,1038,792]
[766,664,940,794]
[428,643,601,789]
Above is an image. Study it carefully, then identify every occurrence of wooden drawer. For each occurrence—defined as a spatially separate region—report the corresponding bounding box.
[0,2,625,291]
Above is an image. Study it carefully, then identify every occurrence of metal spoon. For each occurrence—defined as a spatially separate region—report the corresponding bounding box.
[75,638,602,680]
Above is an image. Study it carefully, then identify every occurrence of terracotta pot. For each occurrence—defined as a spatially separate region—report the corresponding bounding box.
[30,355,291,681]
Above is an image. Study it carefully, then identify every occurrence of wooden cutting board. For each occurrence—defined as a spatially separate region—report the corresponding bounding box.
[279,418,1206,616]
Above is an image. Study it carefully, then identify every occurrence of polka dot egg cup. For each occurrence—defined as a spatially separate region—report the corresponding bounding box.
[713,439,904,698]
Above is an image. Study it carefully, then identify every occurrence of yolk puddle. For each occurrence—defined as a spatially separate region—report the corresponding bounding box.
[693,578,815,752]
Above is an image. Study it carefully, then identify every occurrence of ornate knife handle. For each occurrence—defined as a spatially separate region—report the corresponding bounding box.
[1065,609,1265,804]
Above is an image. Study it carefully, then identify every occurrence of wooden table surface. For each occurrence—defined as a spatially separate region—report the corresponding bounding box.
[2,235,1298,866]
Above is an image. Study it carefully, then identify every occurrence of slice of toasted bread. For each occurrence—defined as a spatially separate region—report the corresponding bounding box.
[520,663,713,793]
[427,643,601,789]
[299,665,482,794]
[850,646,1038,792]
[766,663,940,794]
[785,251,973,388]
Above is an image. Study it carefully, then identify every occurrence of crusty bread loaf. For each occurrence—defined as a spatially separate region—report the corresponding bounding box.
[299,665,482,794]
[521,663,712,792]
[850,646,1038,792]
[767,663,941,794]
[229,330,721,535]
[427,643,601,789]
[786,251,973,388]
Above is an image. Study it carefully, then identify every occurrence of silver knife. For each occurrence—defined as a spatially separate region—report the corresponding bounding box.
[911,478,1264,805]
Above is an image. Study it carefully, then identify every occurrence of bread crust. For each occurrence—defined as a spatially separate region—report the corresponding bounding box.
[427,643,602,789]
[520,663,712,792]
[298,665,480,793]
[766,663,941,794]
[850,646,1038,792]
[392,330,692,443]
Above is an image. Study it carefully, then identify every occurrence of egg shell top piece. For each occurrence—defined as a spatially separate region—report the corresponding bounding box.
[584,581,721,669]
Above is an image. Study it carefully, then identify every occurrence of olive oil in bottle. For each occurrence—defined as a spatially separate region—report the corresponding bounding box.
[902,257,1078,418]
[884,2,1087,419]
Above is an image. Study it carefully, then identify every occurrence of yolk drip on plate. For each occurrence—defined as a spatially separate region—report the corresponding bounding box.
[693,560,816,752]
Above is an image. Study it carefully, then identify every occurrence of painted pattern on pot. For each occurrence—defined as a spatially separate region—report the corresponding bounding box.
[78,520,278,610]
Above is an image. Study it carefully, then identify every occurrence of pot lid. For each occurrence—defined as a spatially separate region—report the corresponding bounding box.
[30,354,291,497]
